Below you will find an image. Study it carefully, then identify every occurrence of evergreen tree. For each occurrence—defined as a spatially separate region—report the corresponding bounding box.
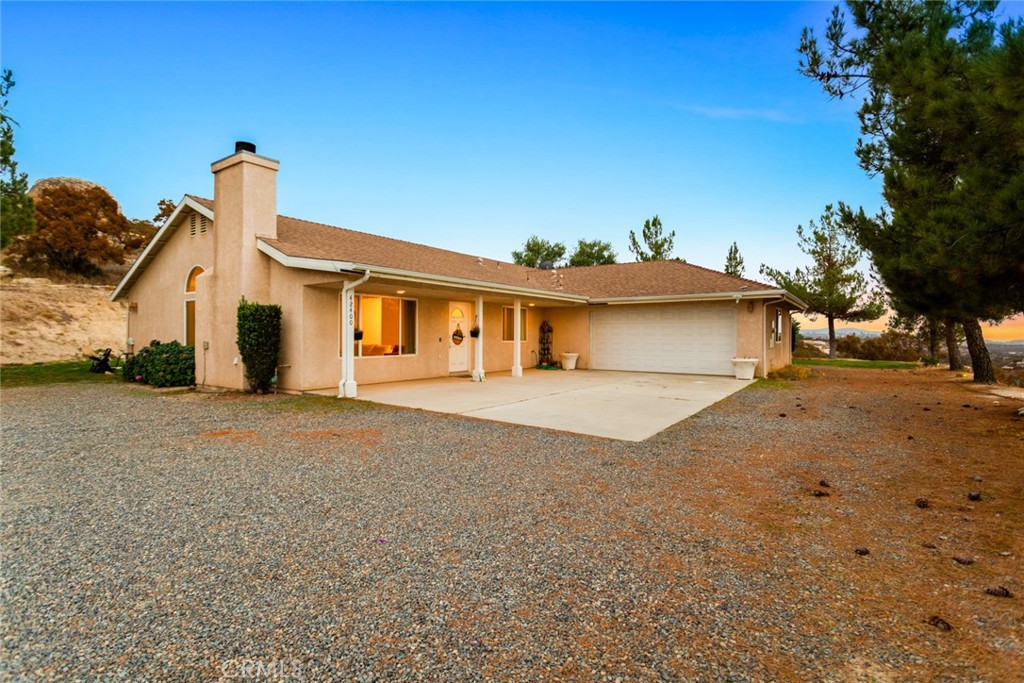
[567,239,616,267]
[628,215,676,262]
[511,235,566,269]
[0,69,36,248]
[724,242,745,277]
[760,204,885,359]
[799,1,1021,383]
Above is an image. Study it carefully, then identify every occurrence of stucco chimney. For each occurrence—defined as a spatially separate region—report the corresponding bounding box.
[210,142,280,302]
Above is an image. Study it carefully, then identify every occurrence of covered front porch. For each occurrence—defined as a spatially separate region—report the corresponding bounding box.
[296,270,588,397]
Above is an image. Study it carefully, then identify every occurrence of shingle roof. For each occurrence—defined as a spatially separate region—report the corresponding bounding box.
[163,196,786,302]
[557,260,773,299]
[264,215,574,294]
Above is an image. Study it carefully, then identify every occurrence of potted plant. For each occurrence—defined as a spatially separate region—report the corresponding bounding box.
[353,328,364,341]
[469,325,480,338]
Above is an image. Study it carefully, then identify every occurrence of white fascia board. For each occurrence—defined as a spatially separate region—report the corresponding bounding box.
[256,240,360,274]
[110,196,214,301]
[592,289,808,309]
[257,240,589,303]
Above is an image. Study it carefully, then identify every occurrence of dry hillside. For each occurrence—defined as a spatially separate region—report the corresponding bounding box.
[0,278,124,365]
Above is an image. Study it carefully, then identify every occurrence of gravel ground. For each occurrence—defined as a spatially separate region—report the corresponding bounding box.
[1,369,1021,682]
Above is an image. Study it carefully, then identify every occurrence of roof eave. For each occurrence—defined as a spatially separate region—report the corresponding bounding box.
[256,240,589,303]
[110,196,215,301]
[591,289,808,308]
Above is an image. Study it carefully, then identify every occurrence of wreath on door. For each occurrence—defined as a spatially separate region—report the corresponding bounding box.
[452,323,465,346]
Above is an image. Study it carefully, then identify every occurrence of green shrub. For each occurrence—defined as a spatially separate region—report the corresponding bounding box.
[837,331,922,362]
[123,339,195,387]
[236,297,282,394]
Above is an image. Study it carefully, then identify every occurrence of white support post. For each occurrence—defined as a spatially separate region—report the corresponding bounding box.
[338,271,371,398]
[471,294,485,382]
[512,298,523,377]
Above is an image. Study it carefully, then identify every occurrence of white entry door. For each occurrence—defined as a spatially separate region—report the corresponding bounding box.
[449,302,470,373]
[590,303,737,375]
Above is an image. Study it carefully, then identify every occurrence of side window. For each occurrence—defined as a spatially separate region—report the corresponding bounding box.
[184,266,204,346]
[501,307,528,342]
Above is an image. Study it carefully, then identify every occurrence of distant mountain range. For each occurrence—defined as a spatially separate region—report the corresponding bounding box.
[801,327,1023,345]
[801,328,881,339]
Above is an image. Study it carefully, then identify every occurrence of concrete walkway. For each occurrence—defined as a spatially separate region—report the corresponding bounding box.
[351,369,754,441]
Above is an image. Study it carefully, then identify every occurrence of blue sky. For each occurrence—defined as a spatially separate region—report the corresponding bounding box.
[3,0,1021,286]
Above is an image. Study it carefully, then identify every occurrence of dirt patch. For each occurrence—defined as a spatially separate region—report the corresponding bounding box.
[0,279,124,365]
[199,428,261,442]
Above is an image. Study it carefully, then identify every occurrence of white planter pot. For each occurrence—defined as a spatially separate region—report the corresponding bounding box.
[560,352,579,370]
[731,357,759,380]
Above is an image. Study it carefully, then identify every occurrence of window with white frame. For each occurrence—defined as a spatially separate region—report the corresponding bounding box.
[501,307,528,342]
[341,294,417,357]
[775,309,784,344]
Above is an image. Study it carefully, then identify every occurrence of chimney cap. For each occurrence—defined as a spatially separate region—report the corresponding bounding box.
[235,141,257,154]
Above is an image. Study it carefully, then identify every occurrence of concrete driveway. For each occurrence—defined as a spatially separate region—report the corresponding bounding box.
[354,369,753,441]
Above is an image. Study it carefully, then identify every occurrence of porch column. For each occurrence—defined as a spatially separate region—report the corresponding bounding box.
[472,294,485,382]
[339,287,357,397]
[339,271,370,397]
[512,298,523,377]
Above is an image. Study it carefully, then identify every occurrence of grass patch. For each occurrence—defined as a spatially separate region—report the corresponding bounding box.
[795,358,919,370]
[0,360,121,388]
[263,394,378,413]
[752,378,796,390]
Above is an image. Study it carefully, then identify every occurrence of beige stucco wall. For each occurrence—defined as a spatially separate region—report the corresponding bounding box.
[734,299,793,378]
[764,304,792,375]
[539,306,591,369]
[124,213,214,355]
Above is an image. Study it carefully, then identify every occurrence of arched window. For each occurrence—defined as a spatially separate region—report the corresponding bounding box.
[185,266,204,293]
[184,266,204,346]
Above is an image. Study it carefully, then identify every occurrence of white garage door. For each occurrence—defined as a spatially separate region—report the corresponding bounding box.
[590,303,737,375]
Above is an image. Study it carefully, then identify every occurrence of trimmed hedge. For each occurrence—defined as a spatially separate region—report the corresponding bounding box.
[123,339,195,387]
[236,297,282,393]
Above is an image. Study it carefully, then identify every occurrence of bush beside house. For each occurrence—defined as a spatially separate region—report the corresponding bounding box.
[123,340,195,387]
[236,297,282,394]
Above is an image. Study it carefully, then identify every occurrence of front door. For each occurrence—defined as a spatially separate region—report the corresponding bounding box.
[449,302,470,373]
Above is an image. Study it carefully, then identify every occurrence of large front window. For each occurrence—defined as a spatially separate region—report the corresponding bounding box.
[343,295,417,356]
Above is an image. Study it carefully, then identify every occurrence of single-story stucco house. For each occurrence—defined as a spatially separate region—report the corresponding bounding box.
[111,142,805,396]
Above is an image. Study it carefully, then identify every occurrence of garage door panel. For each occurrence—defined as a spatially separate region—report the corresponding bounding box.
[590,304,737,375]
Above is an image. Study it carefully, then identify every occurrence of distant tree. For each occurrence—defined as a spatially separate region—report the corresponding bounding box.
[760,204,885,359]
[628,215,676,262]
[123,217,158,250]
[567,239,616,267]
[512,235,566,269]
[18,183,132,276]
[724,242,745,277]
[0,69,36,248]
[153,198,176,226]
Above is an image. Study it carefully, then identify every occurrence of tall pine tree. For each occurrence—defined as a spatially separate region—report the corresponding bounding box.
[628,215,676,262]
[800,1,1022,383]
[724,242,745,277]
[0,69,36,248]
[760,204,884,359]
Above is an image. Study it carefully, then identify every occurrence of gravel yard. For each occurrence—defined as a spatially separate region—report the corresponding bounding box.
[1,368,1021,682]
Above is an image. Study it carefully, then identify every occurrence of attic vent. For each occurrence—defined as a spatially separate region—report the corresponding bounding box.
[200,216,208,234]
[189,213,197,237]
